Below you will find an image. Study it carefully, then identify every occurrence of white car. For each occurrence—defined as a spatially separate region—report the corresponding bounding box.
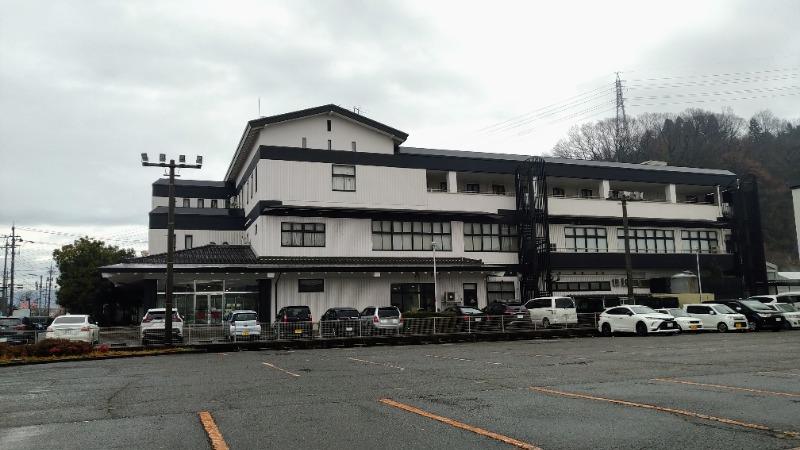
[224,310,261,341]
[46,314,100,344]
[683,303,748,332]
[762,303,800,329]
[598,305,680,336]
[524,296,578,328]
[140,308,184,345]
[654,308,703,332]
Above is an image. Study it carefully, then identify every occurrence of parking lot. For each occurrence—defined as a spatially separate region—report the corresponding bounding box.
[0,331,798,449]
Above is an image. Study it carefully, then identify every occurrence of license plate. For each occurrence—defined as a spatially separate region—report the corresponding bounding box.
[242,331,250,336]
[516,314,523,318]
[690,325,697,330]
[64,330,74,335]
[345,327,353,332]
[294,329,303,334]
[776,317,782,321]
[735,323,743,328]
[475,318,482,322]
[666,323,674,327]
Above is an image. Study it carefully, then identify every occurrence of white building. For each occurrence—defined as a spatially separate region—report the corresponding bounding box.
[102,105,766,324]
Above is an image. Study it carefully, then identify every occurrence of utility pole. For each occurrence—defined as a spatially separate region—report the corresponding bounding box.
[2,235,9,315]
[142,153,202,345]
[621,195,635,303]
[9,226,22,315]
[46,264,54,316]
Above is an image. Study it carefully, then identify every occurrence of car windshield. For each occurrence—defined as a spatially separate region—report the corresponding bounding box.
[739,300,772,311]
[776,303,798,313]
[555,298,575,308]
[459,307,484,315]
[0,318,22,327]
[629,306,656,314]
[53,316,86,324]
[711,304,736,314]
[378,308,400,317]
[286,307,310,318]
[145,311,180,320]
[665,308,689,317]
[233,313,257,321]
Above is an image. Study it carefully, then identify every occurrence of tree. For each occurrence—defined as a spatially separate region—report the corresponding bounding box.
[52,237,135,314]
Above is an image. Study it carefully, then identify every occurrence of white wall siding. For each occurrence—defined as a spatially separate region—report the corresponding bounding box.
[149,229,246,254]
[255,115,395,154]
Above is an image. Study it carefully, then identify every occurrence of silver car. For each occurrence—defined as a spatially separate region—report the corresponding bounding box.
[360,306,403,335]
[224,310,261,341]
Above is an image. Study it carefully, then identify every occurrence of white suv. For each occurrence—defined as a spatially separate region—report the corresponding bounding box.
[140,308,184,345]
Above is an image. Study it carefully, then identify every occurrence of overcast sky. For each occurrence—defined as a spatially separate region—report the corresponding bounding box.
[1,0,798,292]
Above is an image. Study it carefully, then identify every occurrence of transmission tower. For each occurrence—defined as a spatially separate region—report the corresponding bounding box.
[615,72,631,162]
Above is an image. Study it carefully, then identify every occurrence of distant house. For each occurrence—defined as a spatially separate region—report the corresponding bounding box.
[101,104,768,324]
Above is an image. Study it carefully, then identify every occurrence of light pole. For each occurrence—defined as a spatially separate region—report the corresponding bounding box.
[431,241,438,312]
[142,153,202,345]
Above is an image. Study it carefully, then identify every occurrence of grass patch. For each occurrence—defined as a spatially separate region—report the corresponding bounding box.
[0,339,194,365]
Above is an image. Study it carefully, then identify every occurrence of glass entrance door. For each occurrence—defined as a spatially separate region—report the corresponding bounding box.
[194,294,224,324]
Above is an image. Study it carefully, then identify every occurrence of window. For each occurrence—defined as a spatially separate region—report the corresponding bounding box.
[580,189,593,199]
[617,229,675,253]
[552,187,565,197]
[332,165,355,191]
[197,199,204,208]
[372,220,452,251]
[466,183,479,193]
[565,227,607,252]
[487,281,515,302]
[351,141,357,151]
[492,185,506,195]
[327,119,332,132]
[281,222,325,247]
[681,230,718,253]
[183,199,190,207]
[211,199,218,208]
[464,223,518,252]
[185,235,193,249]
[302,137,307,148]
[254,166,257,192]
[328,139,332,150]
[553,281,611,291]
[299,279,324,293]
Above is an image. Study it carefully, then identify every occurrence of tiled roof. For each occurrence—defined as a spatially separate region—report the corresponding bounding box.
[130,245,257,264]
[256,256,484,268]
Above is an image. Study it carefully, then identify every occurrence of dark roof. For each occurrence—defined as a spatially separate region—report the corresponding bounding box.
[249,104,408,141]
[256,256,483,268]
[130,245,257,264]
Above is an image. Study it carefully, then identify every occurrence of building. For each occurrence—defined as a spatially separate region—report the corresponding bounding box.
[101,104,767,324]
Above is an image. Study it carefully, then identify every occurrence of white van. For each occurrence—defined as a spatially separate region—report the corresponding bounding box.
[524,296,578,328]
[683,303,748,333]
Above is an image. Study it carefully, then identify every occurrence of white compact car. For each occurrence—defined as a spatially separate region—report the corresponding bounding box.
[524,296,578,328]
[598,305,680,336]
[762,303,800,329]
[46,314,100,344]
[683,303,748,332]
[655,308,703,332]
[224,310,261,341]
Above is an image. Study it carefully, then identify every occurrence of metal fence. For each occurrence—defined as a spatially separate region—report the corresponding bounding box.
[5,314,601,347]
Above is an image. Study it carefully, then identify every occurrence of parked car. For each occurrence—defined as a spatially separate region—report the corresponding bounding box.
[654,308,703,333]
[140,308,184,345]
[748,292,800,306]
[598,305,680,336]
[46,314,100,344]
[224,310,261,341]
[29,316,54,331]
[275,305,313,339]
[320,307,361,337]
[0,316,36,344]
[482,302,532,330]
[683,303,748,332]
[360,306,403,335]
[524,296,578,328]
[708,299,783,332]
[761,303,800,330]
[443,305,489,332]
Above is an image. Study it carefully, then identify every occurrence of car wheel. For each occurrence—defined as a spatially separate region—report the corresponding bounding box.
[542,317,550,329]
[717,322,728,333]
[635,322,648,336]
[748,321,759,332]
[772,326,782,332]
[600,323,612,337]
[783,321,792,330]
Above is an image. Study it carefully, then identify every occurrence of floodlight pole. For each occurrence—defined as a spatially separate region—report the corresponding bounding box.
[142,154,202,345]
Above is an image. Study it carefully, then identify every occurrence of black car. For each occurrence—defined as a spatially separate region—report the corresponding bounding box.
[275,305,313,339]
[708,299,783,332]
[0,317,36,344]
[320,307,361,337]
[443,305,489,332]
[482,302,532,330]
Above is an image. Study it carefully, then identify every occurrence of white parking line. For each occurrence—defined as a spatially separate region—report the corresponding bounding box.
[425,354,502,365]
[262,361,300,377]
[347,357,405,370]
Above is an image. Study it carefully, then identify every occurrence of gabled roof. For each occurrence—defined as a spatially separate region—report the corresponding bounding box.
[225,104,408,182]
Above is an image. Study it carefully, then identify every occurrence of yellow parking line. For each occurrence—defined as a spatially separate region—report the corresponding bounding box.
[262,361,300,377]
[652,378,800,397]
[379,399,540,449]
[530,387,799,438]
[198,411,230,450]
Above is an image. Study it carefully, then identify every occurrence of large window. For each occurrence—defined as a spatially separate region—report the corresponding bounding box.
[372,221,452,251]
[464,223,518,252]
[487,281,516,302]
[281,222,326,247]
[298,279,324,293]
[681,230,718,253]
[617,229,675,253]
[553,281,612,291]
[565,227,607,252]
[332,165,355,191]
